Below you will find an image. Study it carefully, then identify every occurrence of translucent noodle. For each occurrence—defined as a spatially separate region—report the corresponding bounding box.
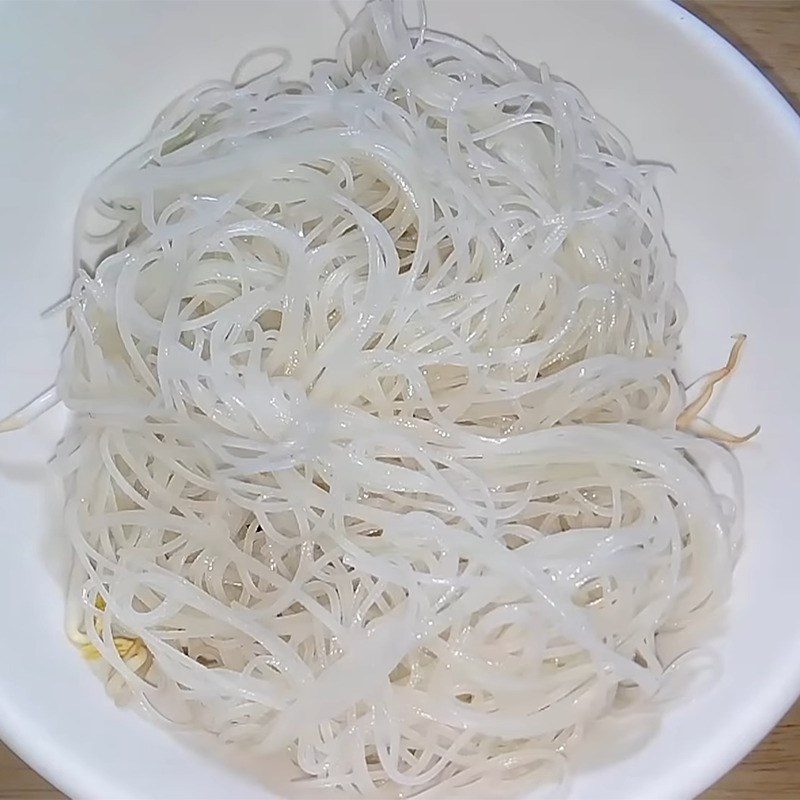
[53,1,742,795]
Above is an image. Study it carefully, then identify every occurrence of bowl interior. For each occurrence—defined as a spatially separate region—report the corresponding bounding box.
[0,2,799,798]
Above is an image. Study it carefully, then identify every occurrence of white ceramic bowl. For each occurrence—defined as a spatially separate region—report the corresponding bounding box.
[0,1,799,798]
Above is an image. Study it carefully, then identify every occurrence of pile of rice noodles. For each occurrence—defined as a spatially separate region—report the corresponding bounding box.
[57,0,741,794]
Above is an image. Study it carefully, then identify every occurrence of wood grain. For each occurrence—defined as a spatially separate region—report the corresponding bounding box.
[1,2,798,798]
[683,0,800,111]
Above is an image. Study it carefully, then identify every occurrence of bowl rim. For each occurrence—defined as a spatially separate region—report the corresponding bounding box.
[0,1,799,798]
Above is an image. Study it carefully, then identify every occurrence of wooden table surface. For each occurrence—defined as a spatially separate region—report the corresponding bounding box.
[1,1,799,798]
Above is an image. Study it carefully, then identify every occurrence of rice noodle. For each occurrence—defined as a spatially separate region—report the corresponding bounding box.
[53,1,741,795]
